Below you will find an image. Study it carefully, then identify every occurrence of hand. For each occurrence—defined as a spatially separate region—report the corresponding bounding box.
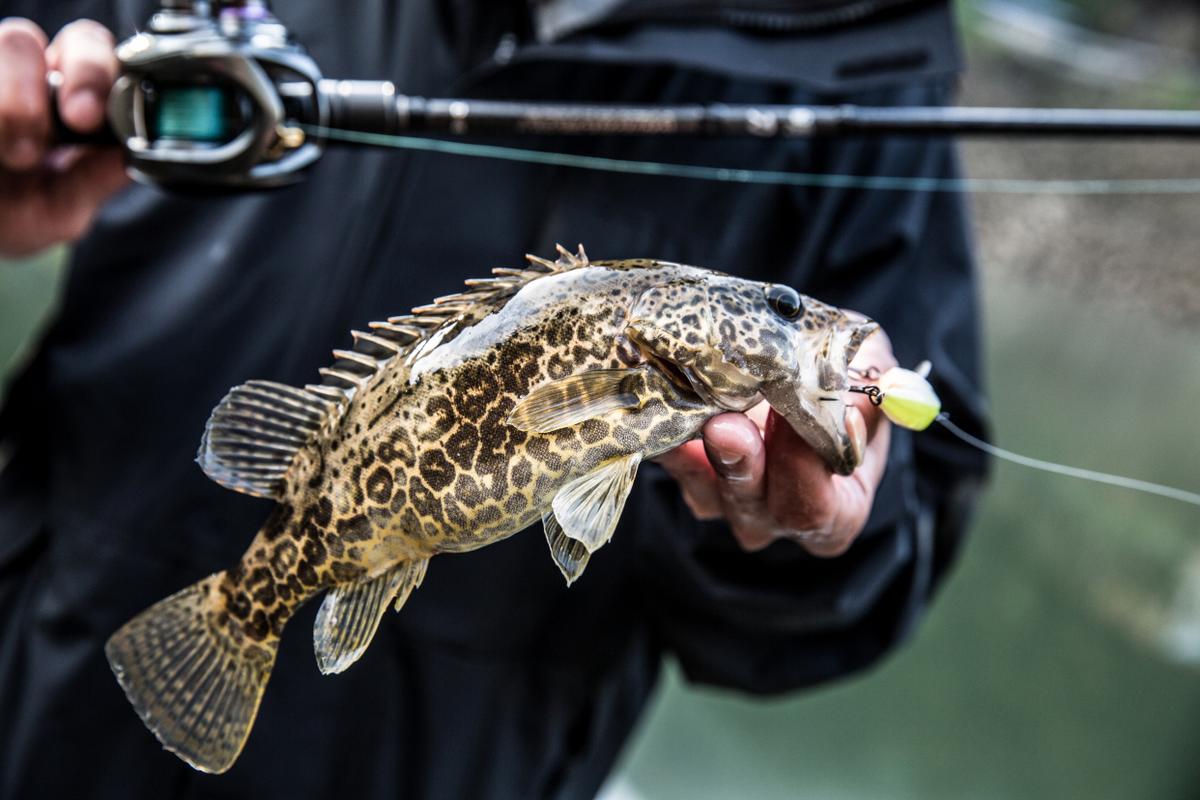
[656,331,896,557]
[0,18,127,257]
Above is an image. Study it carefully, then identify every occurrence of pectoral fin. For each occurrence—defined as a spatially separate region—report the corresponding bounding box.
[551,453,642,553]
[544,512,590,585]
[313,559,429,675]
[507,368,648,433]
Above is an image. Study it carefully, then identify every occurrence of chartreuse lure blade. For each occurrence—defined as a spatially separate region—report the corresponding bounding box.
[875,362,941,431]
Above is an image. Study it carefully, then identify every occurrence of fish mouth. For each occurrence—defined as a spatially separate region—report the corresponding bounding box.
[765,314,879,476]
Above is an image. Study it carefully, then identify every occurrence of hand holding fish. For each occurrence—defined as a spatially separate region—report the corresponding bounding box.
[0,17,127,257]
[656,329,895,557]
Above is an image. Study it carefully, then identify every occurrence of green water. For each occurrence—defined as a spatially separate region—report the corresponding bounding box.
[0,247,66,398]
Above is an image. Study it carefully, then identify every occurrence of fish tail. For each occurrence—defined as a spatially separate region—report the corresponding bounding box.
[105,571,280,774]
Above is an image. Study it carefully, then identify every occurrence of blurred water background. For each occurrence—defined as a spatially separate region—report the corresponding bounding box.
[3,1,1199,796]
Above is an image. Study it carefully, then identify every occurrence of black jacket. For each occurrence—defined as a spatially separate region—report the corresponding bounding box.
[0,2,986,798]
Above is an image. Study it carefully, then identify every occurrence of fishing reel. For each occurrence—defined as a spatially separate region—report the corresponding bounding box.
[57,0,327,190]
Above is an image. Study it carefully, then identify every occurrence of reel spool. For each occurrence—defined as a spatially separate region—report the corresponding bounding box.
[57,0,327,190]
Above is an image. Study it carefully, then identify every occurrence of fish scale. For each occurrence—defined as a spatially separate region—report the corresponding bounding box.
[103,244,878,773]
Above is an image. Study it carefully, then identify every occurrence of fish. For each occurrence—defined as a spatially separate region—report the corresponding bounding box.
[104,245,879,773]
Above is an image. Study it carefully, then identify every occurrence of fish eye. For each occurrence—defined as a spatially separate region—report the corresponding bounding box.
[765,285,804,320]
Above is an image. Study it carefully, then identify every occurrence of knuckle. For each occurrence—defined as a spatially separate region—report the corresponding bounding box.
[731,524,774,552]
[720,488,761,522]
[715,464,761,501]
[681,491,720,521]
[809,505,837,532]
[62,56,113,92]
[772,496,833,536]
[784,526,852,557]
[811,535,854,558]
[712,460,755,485]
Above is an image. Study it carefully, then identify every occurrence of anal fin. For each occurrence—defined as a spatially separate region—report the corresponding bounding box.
[544,512,590,585]
[552,453,642,554]
[313,559,429,675]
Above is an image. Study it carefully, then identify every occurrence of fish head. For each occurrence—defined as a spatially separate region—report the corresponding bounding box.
[626,272,878,475]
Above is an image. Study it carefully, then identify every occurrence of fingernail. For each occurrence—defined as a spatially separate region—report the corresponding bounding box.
[846,406,867,467]
[710,444,742,467]
[705,442,751,481]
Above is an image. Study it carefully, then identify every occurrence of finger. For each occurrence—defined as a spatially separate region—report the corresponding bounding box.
[743,400,770,433]
[763,408,840,550]
[0,18,50,169]
[812,405,891,557]
[850,325,896,374]
[655,439,723,520]
[46,20,116,132]
[702,413,771,550]
[773,398,892,558]
[846,388,892,502]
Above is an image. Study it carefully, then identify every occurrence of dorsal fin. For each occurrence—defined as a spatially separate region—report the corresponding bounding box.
[306,244,592,410]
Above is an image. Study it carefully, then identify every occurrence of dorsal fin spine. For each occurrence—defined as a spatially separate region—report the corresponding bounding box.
[331,350,380,372]
[318,368,368,388]
[368,321,422,342]
[351,331,401,356]
[316,244,592,413]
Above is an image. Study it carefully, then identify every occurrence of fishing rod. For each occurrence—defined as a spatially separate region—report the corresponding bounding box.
[50,0,1200,190]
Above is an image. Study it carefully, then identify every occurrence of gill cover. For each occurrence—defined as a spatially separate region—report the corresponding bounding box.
[625,279,762,411]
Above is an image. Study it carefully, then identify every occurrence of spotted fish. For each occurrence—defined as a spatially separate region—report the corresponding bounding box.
[104,245,878,773]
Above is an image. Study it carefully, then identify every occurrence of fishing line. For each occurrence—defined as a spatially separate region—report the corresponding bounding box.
[304,124,1200,195]
[936,414,1200,508]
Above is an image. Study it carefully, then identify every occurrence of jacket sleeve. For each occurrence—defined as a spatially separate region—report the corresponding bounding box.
[630,116,990,694]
